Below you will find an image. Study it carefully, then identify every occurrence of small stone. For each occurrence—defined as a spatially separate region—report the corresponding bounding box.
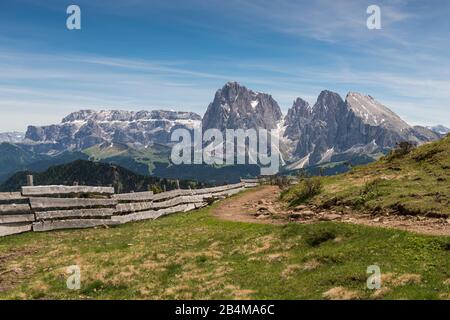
[293,205,307,211]
[372,217,383,222]
[319,214,341,221]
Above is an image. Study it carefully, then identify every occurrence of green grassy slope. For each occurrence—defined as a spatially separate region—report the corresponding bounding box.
[84,143,170,175]
[0,201,448,300]
[283,135,450,217]
[0,143,89,183]
[0,143,47,182]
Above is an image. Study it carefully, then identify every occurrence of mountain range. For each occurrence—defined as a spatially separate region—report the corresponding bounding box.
[0,81,448,183]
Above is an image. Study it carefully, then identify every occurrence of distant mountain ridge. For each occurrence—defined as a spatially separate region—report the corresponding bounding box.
[0,160,203,193]
[426,125,450,135]
[25,109,202,151]
[1,81,445,180]
[0,132,25,143]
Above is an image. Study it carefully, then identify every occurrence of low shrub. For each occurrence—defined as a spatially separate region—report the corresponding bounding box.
[282,177,323,206]
[305,229,337,247]
[386,141,416,161]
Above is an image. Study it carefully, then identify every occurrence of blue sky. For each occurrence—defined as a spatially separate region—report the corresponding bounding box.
[0,0,449,131]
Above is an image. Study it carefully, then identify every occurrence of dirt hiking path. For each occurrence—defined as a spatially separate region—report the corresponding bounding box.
[211,186,450,237]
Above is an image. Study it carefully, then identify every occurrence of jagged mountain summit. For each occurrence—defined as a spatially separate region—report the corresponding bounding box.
[202,81,283,131]
[282,90,440,169]
[25,109,202,151]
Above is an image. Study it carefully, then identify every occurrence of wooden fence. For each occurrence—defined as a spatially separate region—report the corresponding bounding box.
[0,179,259,237]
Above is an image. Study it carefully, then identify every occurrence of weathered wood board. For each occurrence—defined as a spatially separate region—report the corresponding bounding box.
[0,192,28,203]
[243,183,259,188]
[0,223,32,237]
[35,208,115,220]
[151,195,210,209]
[112,203,198,224]
[150,183,245,202]
[22,185,114,197]
[240,179,259,183]
[0,214,35,224]
[0,203,31,214]
[211,187,245,198]
[29,198,117,211]
[113,191,154,202]
[115,201,154,214]
[32,219,119,232]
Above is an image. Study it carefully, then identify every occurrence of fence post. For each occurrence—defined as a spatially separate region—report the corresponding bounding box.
[26,175,34,186]
[176,179,180,190]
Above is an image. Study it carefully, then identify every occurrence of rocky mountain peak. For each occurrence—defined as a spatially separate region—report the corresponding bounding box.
[345,92,410,131]
[291,98,312,116]
[202,82,282,131]
[315,90,345,109]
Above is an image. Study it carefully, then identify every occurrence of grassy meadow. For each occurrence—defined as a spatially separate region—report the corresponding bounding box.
[0,199,449,300]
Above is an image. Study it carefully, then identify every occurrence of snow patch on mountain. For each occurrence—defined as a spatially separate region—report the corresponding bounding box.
[426,125,450,135]
[346,92,410,131]
[0,132,25,143]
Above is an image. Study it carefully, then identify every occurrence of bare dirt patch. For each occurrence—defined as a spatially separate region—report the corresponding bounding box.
[212,186,450,236]
[322,286,360,300]
[211,186,284,224]
[0,246,38,293]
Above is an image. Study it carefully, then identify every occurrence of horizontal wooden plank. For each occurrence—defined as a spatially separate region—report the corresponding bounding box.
[22,185,114,197]
[240,179,259,183]
[194,202,208,209]
[0,223,32,237]
[243,183,259,188]
[113,191,154,202]
[150,183,245,202]
[151,195,209,210]
[192,182,245,195]
[112,203,198,224]
[0,214,35,224]
[151,189,190,201]
[29,198,117,211]
[115,201,154,214]
[0,204,31,215]
[115,195,210,214]
[32,219,119,232]
[35,208,115,220]
[211,187,245,198]
[0,192,28,203]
